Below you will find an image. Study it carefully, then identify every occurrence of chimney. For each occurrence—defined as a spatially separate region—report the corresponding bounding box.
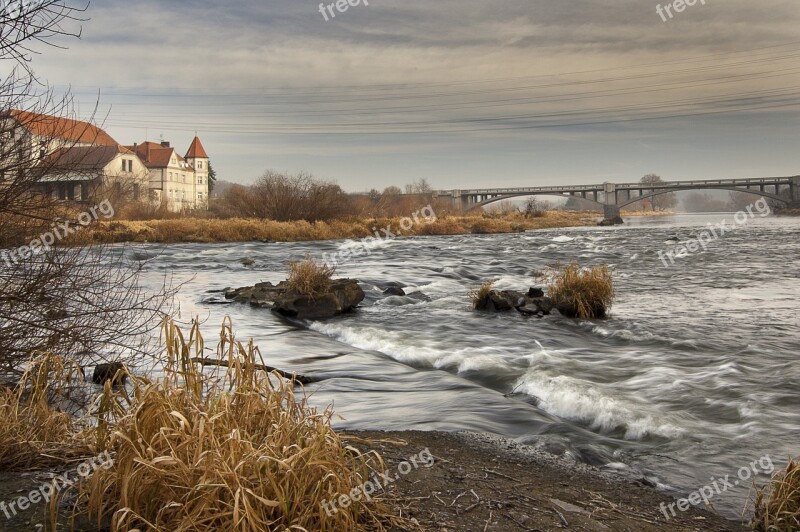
[161,141,170,148]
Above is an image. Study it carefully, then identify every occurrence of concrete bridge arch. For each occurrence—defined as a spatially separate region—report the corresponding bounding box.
[437,175,800,219]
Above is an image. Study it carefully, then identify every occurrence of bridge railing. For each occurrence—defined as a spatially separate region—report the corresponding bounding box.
[436,176,795,197]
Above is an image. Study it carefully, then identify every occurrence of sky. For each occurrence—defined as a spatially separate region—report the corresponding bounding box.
[27,0,800,191]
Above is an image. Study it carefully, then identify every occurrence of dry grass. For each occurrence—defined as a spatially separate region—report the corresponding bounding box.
[287,253,336,297]
[752,458,800,531]
[468,280,495,309]
[0,353,91,470]
[74,318,402,531]
[75,211,596,245]
[546,263,615,319]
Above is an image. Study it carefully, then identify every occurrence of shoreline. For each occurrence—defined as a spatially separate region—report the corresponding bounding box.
[347,430,747,531]
[0,429,748,531]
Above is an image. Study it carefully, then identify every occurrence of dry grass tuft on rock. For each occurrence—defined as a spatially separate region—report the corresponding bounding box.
[753,457,800,531]
[468,280,495,309]
[286,253,336,297]
[546,263,614,319]
[76,318,401,531]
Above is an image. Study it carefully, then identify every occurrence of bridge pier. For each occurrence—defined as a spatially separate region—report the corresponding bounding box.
[790,176,800,209]
[603,204,621,220]
[602,183,622,223]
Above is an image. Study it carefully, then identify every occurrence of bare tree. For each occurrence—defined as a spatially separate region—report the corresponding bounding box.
[243,170,350,222]
[0,1,172,378]
[639,174,678,211]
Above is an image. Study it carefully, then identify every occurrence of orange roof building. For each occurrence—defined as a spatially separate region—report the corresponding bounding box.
[6,109,210,211]
[124,138,210,211]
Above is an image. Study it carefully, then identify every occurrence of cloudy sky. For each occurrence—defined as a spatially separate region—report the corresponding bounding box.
[30,0,800,191]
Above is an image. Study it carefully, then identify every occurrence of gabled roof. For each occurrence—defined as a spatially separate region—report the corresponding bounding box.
[40,145,127,173]
[185,136,208,159]
[9,109,119,146]
[126,141,186,168]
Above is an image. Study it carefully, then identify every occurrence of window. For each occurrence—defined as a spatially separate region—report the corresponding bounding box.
[182,190,186,200]
[127,160,133,172]
[169,172,173,181]
[67,184,75,200]
[80,183,89,201]
[198,161,203,169]
[198,176,203,184]
[58,183,66,200]
[182,174,186,183]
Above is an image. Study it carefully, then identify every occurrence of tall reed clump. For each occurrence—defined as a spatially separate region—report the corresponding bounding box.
[546,263,614,319]
[752,458,800,531]
[0,353,91,470]
[77,318,398,531]
[286,253,336,297]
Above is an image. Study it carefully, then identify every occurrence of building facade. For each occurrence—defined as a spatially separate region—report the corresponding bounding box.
[2,109,209,211]
[126,137,209,211]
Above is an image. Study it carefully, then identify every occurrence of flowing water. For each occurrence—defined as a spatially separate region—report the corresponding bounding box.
[136,213,800,519]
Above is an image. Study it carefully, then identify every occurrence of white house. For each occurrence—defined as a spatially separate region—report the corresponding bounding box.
[2,109,209,210]
[126,137,209,211]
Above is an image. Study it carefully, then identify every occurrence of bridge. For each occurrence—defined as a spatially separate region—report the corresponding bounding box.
[434,175,800,219]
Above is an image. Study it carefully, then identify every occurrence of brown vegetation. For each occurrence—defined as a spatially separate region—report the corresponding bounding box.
[753,458,800,531]
[0,319,407,531]
[286,253,336,297]
[468,280,495,309]
[76,319,400,531]
[546,263,615,319]
[78,210,596,245]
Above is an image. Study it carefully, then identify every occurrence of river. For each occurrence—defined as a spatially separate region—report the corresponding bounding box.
[134,212,800,519]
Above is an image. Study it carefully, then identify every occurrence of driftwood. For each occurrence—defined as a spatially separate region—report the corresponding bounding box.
[190,357,318,385]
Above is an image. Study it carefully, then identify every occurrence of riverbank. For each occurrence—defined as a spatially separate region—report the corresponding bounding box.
[349,430,748,531]
[0,429,748,531]
[67,211,600,245]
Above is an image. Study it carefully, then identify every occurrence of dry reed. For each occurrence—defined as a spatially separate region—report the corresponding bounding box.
[74,318,400,531]
[0,353,92,470]
[546,263,615,319]
[752,458,800,531]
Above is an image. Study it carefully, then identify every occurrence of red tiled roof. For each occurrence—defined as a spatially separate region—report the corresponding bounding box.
[9,109,119,146]
[185,136,208,159]
[125,142,186,168]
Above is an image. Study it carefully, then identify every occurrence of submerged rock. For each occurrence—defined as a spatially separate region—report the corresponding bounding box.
[598,216,624,226]
[383,286,406,297]
[474,289,554,317]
